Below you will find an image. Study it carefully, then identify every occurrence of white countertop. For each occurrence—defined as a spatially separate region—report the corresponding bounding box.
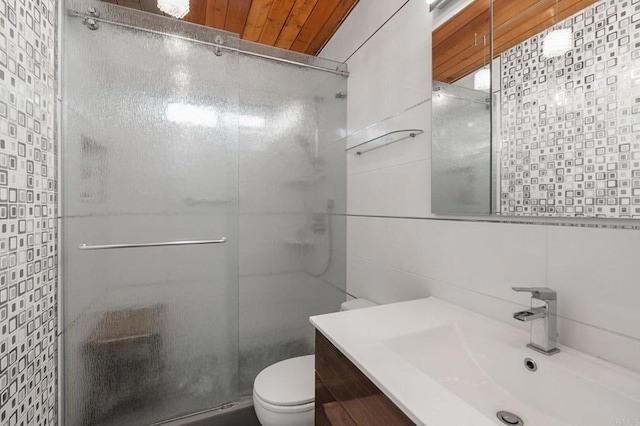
[311,298,497,425]
[310,297,640,426]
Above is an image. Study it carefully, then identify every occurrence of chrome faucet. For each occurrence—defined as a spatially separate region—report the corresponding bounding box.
[512,287,560,355]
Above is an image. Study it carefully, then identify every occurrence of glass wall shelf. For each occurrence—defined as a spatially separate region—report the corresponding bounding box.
[345,129,424,155]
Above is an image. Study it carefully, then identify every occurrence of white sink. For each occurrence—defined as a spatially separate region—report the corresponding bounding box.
[310,297,640,426]
[383,323,639,425]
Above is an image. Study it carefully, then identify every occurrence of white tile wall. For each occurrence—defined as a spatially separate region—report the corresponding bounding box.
[319,0,408,63]
[320,0,640,372]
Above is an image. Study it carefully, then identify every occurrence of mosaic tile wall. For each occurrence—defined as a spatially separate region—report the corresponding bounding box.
[499,0,640,218]
[0,0,58,425]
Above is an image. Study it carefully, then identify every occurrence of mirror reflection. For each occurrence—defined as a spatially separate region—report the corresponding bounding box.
[494,0,636,218]
[432,0,637,219]
[431,0,492,215]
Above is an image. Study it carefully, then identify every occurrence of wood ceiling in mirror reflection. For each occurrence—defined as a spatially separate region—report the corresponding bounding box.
[433,0,599,84]
[101,0,359,55]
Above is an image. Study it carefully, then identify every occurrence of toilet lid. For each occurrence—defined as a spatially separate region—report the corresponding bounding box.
[253,355,315,406]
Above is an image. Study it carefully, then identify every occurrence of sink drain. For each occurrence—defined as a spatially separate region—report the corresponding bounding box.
[496,411,524,425]
[524,358,537,372]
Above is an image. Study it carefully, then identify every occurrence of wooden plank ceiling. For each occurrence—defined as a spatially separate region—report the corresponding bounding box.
[433,0,599,84]
[102,0,359,55]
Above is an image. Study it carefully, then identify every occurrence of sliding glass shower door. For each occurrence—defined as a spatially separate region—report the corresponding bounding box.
[61,3,239,425]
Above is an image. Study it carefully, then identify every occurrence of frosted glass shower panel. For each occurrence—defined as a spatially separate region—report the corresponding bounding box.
[432,82,491,215]
[237,46,347,393]
[61,5,239,426]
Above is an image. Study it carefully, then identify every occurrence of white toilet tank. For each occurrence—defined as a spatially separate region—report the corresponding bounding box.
[340,298,377,311]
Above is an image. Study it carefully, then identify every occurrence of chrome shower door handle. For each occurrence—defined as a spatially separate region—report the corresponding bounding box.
[78,238,227,250]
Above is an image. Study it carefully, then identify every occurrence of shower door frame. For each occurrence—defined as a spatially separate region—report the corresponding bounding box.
[56,1,349,425]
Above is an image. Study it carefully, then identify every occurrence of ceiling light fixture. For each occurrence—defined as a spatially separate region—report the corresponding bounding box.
[542,0,573,58]
[157,0,190,19]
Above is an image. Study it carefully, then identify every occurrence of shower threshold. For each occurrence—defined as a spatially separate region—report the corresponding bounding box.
[154,397,259,426]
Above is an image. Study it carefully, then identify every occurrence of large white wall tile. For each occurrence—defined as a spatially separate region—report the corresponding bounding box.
[347,168,389,215]
[557,316,640,373]
[341,0,432,132]
[385,160,431,217]
[348,159,431,217]
[388,219,462,283]
[347,216,388,262]
[547,226,640,341]
[465,222,548,300]
[319,0,409,63]
[345,49,390,132]
[347,255,429,304]
[383,42,432,117]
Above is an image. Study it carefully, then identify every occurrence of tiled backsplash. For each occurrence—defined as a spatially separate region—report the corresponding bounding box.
[0,0,58,425]
[499,0,639,218]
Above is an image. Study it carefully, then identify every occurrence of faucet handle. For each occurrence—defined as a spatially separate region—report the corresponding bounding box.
[512,287,557,301]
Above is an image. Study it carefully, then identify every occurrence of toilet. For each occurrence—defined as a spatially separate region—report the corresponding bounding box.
[253,298,377,426]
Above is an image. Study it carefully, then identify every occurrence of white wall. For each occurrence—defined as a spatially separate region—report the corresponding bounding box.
[319,0,640,372]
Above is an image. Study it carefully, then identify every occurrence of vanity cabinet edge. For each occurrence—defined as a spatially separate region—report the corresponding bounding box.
[314,330,415,425]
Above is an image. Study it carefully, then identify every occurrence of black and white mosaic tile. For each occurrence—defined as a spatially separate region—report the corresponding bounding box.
[499,0,640,218]
[0,0,58,425]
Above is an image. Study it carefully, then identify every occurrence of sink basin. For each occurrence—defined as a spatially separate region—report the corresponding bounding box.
[310,297,640,425]
[383,322,640,425]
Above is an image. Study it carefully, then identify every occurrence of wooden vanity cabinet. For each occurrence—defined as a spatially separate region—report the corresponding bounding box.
[315,330,414,426]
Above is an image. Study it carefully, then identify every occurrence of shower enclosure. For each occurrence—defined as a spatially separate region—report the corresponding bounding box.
[431,81,491,215]
[60,1,347,425]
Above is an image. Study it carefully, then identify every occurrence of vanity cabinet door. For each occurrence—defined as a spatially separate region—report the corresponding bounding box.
[315,374,357,426]
[315,331,415,425]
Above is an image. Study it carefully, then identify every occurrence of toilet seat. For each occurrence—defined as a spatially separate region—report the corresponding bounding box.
[253,355,315,406]
[253,392,315,414]
[253,355,315,426]
[253,300,377,425]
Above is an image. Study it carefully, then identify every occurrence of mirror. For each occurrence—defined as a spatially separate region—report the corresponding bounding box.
[431,0,492,215]
[432,0,638,219]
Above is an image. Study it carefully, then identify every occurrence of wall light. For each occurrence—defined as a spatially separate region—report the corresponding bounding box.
[542,0,573,58]
[474,68,491,91]
[157,0,190,19]
[542,28,573,58]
